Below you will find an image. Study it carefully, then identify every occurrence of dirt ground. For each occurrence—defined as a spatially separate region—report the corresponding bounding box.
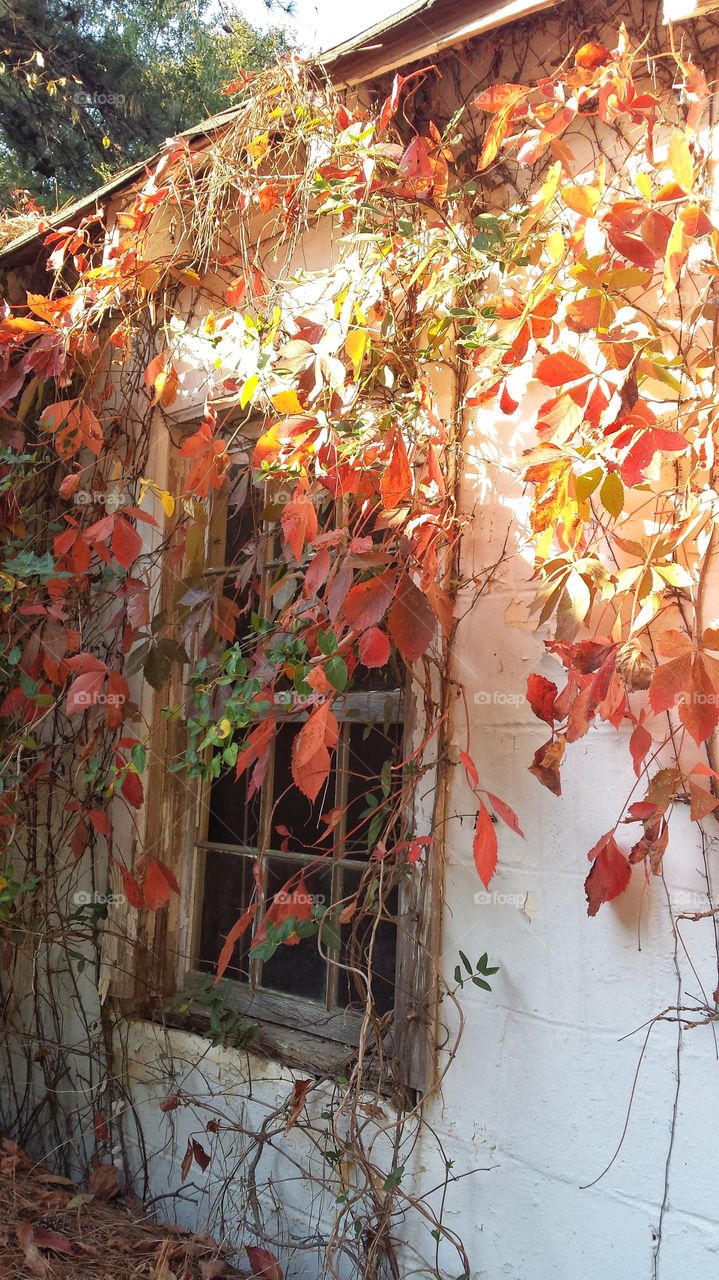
[0,1136,243,1278]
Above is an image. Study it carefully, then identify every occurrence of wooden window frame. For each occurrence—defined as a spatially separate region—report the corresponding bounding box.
[137,440,441,1093]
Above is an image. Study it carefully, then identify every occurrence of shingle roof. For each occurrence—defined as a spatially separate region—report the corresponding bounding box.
[0,0,562,266]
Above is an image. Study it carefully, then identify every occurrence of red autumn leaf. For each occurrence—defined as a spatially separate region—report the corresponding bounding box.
[192,1139,211,1171]
[59,471,82,500]
[104,670,129,729]
[473,801,498,888]
[212,594,240,642]
[118,863,143,909]
[378,71,403,132]
[304,546,331,597]
[460,749,479,789]
[142,856,179,910]
[380,431,412,509]
[535,353,591,387]
[258,181,278,212]
[111,515,142,569]
[529,736,565,795]
[358,626,390,668]
[399,134,433,182]
[70,819,88,861]
[486,791,524,837]
[226,277,247,307]
[285,1078,311,1132]
[680,658,719,745]
[343,571,395,631]
[629,723,652,777]
[88,808,111,837]
[281,484,318,560]
[42,398,103,458]
[246,1246,284,1280]
[215,903,258,983]
[500,383,519,414]
[387,575,435,663]
[649,649,693,715]
[526,673,558,725]
[66,667,106,715]
[474,83,528,113]
[585,834,631,916]
[235,718,275,782]
[617,427,688,487]
[120,768,144,809]
[93,1108,110,1144]
[291,701,338,802]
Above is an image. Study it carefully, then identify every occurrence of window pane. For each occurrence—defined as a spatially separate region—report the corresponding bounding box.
[260,857,332,1001]
[344,722,403,854]
[338,868,397,1016]
[270,722,336,853]
[198,849,254,981]
[206,766,261,848]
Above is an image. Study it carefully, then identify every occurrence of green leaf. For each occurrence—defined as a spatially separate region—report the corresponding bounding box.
[382,1165,404,1192]
[325,655,348,691]
[317,630,338,657]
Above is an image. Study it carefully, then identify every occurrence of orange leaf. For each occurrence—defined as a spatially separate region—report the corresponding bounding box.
[215,904,257,983]
[535,353,590,386]
[291,701,338,802]
[380,431,412,509]
[142,856,179,910]
[281,483,318,560]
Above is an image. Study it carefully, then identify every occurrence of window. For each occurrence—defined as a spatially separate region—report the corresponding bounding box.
[189,482,406,1049]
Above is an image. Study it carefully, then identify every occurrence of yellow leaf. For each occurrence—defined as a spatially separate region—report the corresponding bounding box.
[217,718,232,740]
[159,490,175,518]
[668,129,694,192]
[271,389,304,414]
[241,373,259,408]
[663,218,686,296]
[346,329,368,378]
[635,171,652,200]
[247,132,270,163]
[102,136,111,150]
[546,230,565,263]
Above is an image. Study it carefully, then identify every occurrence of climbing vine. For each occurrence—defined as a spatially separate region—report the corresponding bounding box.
[0,15,718,1275]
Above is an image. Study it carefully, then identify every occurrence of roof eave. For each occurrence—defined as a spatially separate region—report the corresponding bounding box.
[319,0,565,86]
